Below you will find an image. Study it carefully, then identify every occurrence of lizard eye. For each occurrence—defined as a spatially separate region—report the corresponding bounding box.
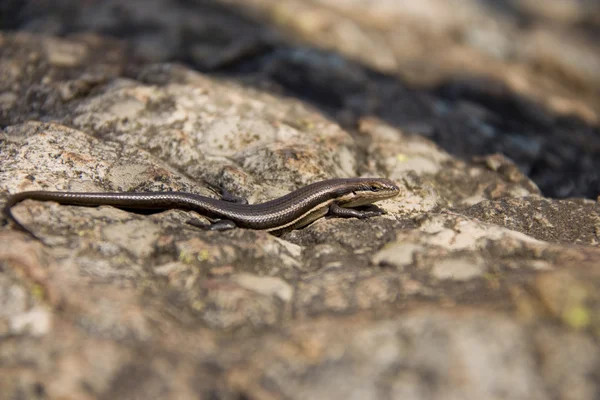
[370,186,379,192]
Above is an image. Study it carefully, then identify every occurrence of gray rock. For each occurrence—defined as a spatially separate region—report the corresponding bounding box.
[1,11,600,400]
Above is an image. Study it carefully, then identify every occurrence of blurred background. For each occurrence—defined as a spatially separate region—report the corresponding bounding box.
[2,0,600,199]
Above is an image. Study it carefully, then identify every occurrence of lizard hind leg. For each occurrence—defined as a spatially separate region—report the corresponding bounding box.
[186,218,237,231]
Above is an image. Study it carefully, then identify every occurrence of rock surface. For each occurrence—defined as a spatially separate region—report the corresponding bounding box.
[1,1,600,399]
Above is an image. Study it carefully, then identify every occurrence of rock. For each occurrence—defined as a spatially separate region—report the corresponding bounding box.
[1,2,600,398]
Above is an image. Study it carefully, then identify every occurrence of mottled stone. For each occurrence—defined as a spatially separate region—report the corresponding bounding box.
[1,9,600,399]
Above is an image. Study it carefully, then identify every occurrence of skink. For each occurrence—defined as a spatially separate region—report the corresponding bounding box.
[4,177,399,235]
